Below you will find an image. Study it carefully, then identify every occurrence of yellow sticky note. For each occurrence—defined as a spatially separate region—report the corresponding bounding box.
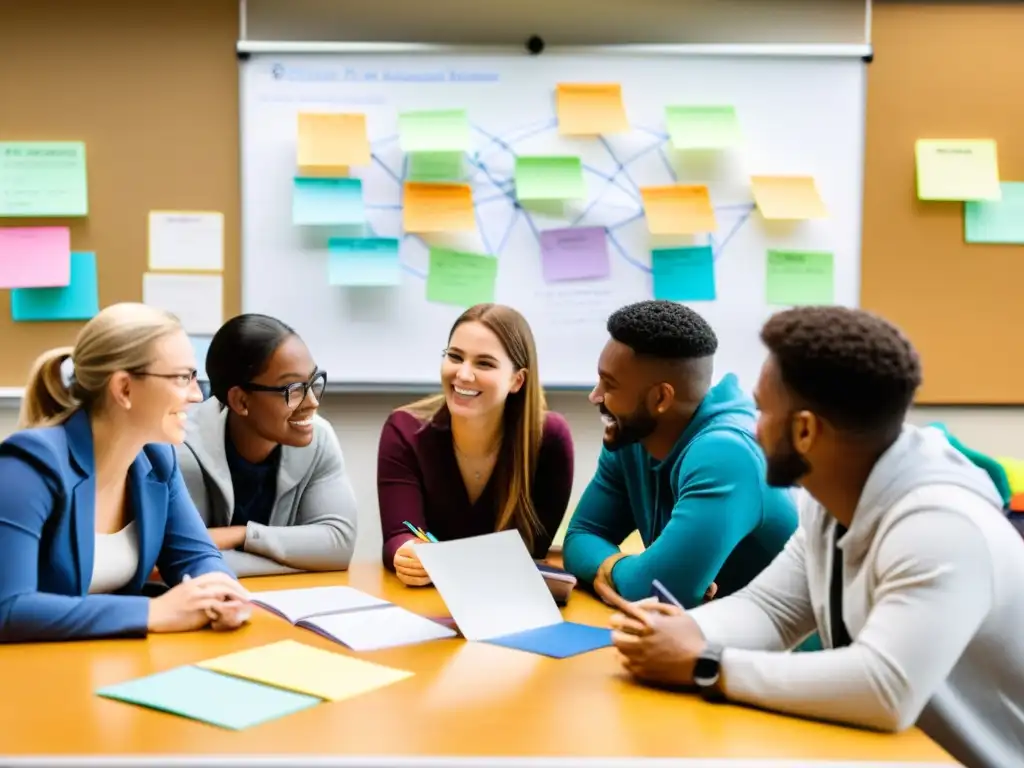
[916,139,1001,201]
[402,182,476,233]
[297,113,371,174]
[641,185,717,234]
[198,640,413,702]
[556,84,629,135]
[750,176,827,220]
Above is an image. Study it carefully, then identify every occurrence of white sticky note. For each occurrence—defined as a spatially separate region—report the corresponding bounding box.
[142,273,223,335]
[415,530,564,641]
[148,211,224,271]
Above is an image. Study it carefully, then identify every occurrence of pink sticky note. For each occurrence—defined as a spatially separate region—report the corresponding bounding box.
[0,227,72,288]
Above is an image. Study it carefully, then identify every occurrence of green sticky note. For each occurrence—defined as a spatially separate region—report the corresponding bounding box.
[766,250,834,306]
[0,141,88,216]
[408,152,465,182]
[399,109,470,153]
[965,181,1024,244]
[426,247,498,307]
[665,106,741,150]
[515,156,585,201]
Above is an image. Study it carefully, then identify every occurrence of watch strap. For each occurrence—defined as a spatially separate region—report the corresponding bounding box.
[694,643,727,703]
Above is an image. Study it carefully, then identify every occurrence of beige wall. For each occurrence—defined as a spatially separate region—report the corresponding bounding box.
[1,394,1019,564]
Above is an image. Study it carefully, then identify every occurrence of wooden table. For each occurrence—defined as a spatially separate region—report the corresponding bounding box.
[0,565,955,765]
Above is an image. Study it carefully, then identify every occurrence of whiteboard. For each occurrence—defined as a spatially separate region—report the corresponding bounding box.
[239,51,865,390]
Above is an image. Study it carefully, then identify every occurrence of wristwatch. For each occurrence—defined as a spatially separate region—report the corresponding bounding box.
[693,642,727,702]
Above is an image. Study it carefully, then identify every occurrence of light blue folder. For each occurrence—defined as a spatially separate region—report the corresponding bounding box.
[96,665,321,730]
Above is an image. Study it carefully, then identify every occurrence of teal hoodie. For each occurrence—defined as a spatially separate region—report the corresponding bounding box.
[563,373,798,607]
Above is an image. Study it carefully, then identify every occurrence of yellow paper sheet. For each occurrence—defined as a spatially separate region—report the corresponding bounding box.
[198,640,413,703]
[403,182,476,233]
[297,113,371,173]
[556,84,629,135]
[640,185,717,234]
[750,176,827,220]
[915,139,1001,201]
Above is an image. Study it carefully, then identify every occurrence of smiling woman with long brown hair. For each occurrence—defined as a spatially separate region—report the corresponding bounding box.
[376,303,575,587]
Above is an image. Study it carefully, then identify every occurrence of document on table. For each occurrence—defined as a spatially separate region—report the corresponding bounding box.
[251,585,456,651]
[415,530,612,659]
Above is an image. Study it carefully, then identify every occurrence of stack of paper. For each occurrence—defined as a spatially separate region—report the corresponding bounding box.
[251,585,457,652]
[415,530,612,659]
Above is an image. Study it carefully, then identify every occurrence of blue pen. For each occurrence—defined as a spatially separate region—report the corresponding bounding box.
[651,579,684,610]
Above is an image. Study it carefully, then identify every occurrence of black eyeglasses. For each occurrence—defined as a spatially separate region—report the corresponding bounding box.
[242,370,327,408]
[131,369,199,388]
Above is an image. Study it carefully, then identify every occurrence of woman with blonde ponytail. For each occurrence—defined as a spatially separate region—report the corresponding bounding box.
[376,303,575,587]
[0,303,250,642]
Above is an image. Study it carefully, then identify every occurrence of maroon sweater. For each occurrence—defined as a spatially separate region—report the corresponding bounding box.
[377,407,575,568]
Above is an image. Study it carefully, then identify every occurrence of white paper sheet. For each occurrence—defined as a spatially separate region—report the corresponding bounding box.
[142,272,223,335]
[250,586,388,624]
[148,211,224,271]
[304,605,457,651]
[415,530,564,641]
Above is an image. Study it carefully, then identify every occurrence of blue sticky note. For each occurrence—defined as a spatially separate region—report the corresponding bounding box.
[328,237,401,286]
[965,181,1024,244]
[189,336,213,381]
[651,245,716,301]
[484,622,612,659]
[11,251,99,322]
[292,177,365,226]
[97,665,321,731]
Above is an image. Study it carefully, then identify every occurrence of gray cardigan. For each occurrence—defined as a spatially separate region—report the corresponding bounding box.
[176,397,358,577]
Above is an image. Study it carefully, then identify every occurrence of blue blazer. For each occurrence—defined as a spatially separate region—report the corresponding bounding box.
[0,409,235,642]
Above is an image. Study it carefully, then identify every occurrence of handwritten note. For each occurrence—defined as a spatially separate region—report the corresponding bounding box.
[11,251,99,322]
[297,113,371,174]
[965,182,1024,244]
[766,250,834,305]
[293,177,365,226]
[751,176,827,220]
[142,272,223,335]
[515,156,585,201]
[408,152,464,182]
[328,237,401,286]
[641,185,717,234]
[399,109,470,153]
[148,211,224,271]
[0,226,71,289]
[403,182,475,233]
[426,247,498,306]
[916,139,1000,202]
[665,106,741,150]
[539,227,610,282]
[556,84,629,135]
[0,142,88,216]
[651,246,716,301]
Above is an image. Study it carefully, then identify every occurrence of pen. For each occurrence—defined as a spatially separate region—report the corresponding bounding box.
[651,579,684,610]
[403,520,437,543]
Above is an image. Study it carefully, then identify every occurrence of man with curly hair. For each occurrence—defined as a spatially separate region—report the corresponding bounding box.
[607,306,1024,768]
[562,300,798,607]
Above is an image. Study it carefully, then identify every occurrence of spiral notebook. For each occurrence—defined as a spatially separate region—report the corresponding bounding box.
[251,585,456,651]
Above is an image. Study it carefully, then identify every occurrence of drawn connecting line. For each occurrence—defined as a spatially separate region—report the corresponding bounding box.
[361,116,758,280]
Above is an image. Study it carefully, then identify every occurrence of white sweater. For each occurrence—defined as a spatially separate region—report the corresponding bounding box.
[689,426,1024,768]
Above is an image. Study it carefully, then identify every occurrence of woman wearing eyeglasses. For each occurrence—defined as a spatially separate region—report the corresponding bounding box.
[0,303,250,642]
[176,314,358,577]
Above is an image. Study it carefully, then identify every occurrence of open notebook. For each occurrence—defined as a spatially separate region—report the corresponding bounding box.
[251,586,456,652]
[416,531,612,659]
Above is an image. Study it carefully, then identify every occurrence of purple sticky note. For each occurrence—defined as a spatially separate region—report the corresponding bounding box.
[539,226,611,282]
[0,227,72,289]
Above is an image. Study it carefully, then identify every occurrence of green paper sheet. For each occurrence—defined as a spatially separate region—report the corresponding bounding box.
[766,250,834,306]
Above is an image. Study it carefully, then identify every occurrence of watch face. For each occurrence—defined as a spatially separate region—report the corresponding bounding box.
[693,656,720,686]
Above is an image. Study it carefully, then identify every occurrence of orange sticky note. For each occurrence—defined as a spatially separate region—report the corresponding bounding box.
[641,185,717,235]
[750,176,827,220]
[403,182,476,233]
[556,84,629,135]
[297,113,371,174]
